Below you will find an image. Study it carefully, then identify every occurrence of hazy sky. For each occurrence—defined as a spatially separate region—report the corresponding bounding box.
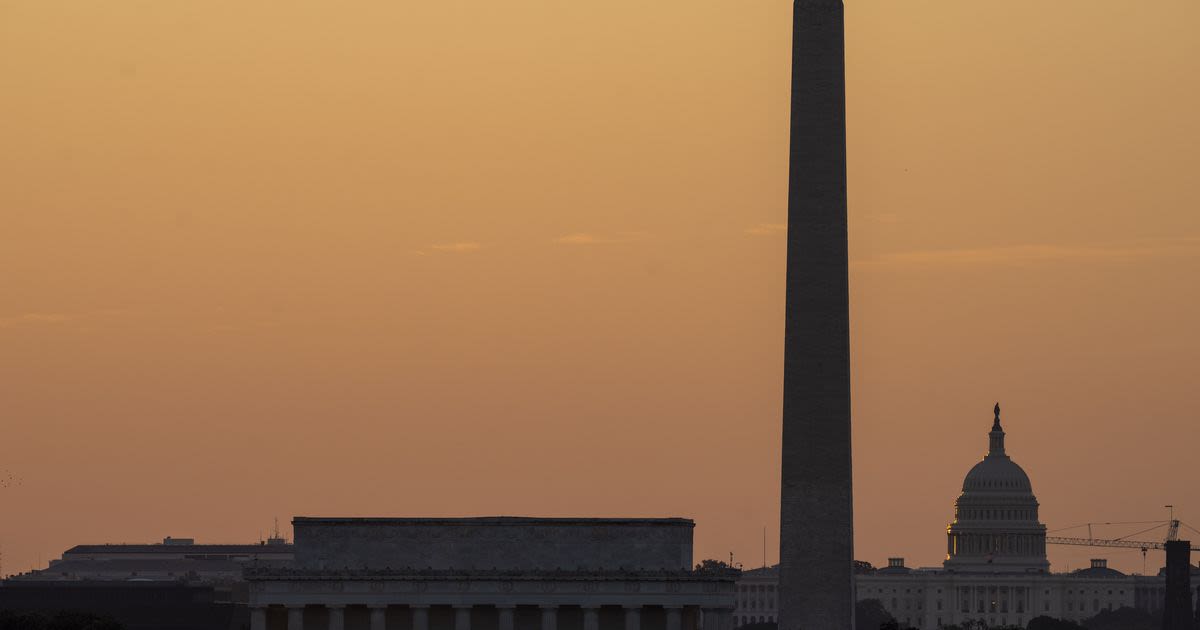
[2,1,1198,577]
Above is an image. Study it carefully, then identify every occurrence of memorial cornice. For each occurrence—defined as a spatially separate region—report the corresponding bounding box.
[245,567,740,582]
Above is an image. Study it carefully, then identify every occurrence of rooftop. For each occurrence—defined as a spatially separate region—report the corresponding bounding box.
[19,558,247,573]
[65,543,293,555]
[293,517,694,527]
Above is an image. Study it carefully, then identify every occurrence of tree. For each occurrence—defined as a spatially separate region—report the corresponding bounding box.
[48,612,124,630]
[940,621,992,630]
[1026,616,1084,630]
[694,559,733,572]
[0,611,124,630]
[1081,606,1156,630]
[854,599,895,630]
[854,560,877,575]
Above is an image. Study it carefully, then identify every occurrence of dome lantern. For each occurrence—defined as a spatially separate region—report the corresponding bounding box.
[989,403,1006,456]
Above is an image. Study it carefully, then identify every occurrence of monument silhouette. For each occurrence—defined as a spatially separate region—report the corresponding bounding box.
[778,1,853,630]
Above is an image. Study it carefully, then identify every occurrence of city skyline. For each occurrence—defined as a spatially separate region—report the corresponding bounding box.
[3,0,1200,581]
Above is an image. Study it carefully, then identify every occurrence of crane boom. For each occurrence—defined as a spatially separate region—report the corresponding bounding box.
[1047,537,1199,552]
[1048,509,1198,552]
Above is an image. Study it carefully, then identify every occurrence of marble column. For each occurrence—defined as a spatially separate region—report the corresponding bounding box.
[623,606,641,630]
[250,606,268,630]
[287,606,305,630]
[455,606,473,630]
[582,606,600,630]
[329,606,346,630]
[541,605,558,630]
[498,606,516,630]
[665,606,683,630]
[702,608,730,630]
[413,605,431,630]
[370,606,387,630]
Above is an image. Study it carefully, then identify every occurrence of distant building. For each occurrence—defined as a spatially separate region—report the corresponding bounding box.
[852,557,1189,629]
[55,535,292,563]
[246,517,737,630]
[8,535,293,602]
[733,408,1198,629]
[732,566,777,626]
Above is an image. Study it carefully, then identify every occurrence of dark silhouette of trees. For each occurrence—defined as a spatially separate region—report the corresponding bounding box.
[854,560,877,575]
[1026,616,1084,630]
[854,599,896,630]
[694,559,733,572]
[940,622,1023,630]
[1080,606,1157,630]
[734,623,775,630]
[0,611,124,630]
[942,622,1003,630]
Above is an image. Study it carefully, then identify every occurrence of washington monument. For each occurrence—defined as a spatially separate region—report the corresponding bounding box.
[778,1,854,629]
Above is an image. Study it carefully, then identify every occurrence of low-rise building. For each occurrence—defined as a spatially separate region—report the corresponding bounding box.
[7,535,294,603]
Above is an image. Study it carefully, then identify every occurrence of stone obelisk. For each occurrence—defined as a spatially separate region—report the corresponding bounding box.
[778,1,853,629]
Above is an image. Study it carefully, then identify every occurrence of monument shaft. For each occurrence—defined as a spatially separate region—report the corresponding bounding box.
[779,2,853,630]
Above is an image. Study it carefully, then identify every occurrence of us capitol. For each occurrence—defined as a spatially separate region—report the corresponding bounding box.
[735,405,1195,629]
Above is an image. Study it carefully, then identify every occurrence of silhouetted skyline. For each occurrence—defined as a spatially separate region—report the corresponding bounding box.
[2,1,1199,581]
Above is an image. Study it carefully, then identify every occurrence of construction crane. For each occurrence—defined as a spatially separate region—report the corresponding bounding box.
[1046,506,1200,574]
[1046,537,1198,553]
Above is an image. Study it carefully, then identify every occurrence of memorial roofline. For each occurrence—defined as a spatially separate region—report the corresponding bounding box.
[244,567,739,580]
[292,517,695,527]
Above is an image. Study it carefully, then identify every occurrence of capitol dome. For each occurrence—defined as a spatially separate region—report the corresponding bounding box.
[944,404,1049,573]
[962,454,1033,493]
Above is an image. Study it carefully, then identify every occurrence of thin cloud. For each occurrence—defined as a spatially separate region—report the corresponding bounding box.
[430,242,482,253]
[745,223,787,236]
[0,313,73,328]
[0,309,141,332]
[853,237,1200,269]
[748,215,900,234]
[554,232,648,245]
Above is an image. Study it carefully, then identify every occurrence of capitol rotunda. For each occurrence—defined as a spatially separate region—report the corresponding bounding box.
[944,404,1049,573]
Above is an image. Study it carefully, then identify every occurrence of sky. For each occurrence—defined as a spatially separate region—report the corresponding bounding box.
[1,1,1199,577]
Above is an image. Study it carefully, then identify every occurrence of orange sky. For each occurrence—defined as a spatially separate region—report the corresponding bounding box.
[2,1,1199,577]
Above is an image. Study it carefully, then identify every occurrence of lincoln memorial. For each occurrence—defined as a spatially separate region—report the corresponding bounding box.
[246,517,738,630]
